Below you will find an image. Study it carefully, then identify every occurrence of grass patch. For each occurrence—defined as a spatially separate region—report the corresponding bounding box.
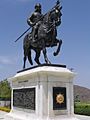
[0,107,11,112]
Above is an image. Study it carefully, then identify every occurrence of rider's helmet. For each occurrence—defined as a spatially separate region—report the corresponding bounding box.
[35,3,41,12]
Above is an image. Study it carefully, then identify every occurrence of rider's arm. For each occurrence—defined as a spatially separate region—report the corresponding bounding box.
[27,13,34,27]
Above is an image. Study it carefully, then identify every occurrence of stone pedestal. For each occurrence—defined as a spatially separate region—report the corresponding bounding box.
[8,64,79,120]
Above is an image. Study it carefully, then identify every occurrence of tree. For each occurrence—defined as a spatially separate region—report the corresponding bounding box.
[0,79,11,99]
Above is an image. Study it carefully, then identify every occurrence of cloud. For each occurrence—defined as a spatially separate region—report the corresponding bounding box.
[0,56,14,65]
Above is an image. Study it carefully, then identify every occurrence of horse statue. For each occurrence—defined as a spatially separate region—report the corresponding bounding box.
[23,2,62,69]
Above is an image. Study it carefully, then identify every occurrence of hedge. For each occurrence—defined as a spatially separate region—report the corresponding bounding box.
[74,102,90,116]
[0,107,11,112]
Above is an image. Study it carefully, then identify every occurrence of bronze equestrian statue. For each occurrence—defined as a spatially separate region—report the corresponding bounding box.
[23,0,62,69]
[15,0,63,69]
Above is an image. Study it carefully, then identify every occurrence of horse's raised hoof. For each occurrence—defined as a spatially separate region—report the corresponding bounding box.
[53,52,57,56]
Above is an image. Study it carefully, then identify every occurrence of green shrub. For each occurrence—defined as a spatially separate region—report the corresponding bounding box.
[74,102,90,116]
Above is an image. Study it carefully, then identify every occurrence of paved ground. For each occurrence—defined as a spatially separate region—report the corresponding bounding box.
[0,111,20,120]
[75,114,90,120]
[0,111,6,119]
[0,111,90,120]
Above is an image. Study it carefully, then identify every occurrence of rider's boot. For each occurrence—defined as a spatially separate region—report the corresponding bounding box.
[32,36,36,43]
[32,27,38,43]
[32,29,36,43]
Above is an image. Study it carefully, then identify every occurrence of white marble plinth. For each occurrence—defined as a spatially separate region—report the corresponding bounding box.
[8,64,77,120]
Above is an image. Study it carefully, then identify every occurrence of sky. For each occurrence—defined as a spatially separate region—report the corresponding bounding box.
[0,0,90,89]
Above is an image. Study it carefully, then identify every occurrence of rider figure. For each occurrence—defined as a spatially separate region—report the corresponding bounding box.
[27,3,43,43]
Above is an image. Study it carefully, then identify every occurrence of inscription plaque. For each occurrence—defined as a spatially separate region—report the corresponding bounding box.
[13,88,35,110]
[53,87,67,110]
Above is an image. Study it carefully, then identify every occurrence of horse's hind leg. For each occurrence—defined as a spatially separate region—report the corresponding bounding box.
[23,55,27,69]
[28,49,33,65]
[43,47,51,64]
[34,50,41,65]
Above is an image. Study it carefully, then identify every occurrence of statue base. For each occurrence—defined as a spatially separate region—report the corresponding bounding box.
[8,64,80,120]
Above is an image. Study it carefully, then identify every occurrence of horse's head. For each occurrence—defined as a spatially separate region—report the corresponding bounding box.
[50,5,62,26]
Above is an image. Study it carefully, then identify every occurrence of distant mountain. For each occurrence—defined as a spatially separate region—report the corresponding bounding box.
[74,85,90,103]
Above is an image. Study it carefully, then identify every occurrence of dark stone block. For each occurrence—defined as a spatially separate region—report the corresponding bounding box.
[53,87,67,110]
[13,88,35,110]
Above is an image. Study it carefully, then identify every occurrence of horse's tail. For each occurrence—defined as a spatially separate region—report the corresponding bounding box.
[23,33,31,49]
[23,33,33,68]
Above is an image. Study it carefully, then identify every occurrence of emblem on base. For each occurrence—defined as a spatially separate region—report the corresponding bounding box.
[53,87,67,110]
[56,93,64,104]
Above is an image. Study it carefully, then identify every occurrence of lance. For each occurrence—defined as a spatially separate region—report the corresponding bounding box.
[15,0,61,42]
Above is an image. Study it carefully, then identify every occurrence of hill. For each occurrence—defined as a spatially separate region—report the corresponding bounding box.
[74,85,90,103]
